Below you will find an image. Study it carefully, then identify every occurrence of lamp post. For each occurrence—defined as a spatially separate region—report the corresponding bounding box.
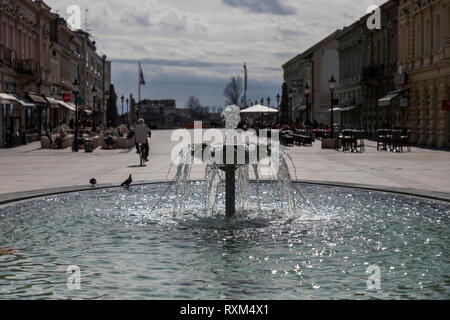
[329,75,336,134]
[126,98,129,124]
[288,89,293,126]
[267,97,271,107]
[260,98,264,106]
[305,84,311,123]
[91,86,97,127]
[72,79,80,152]
[121,95,125,123]
[104,92,109,126]
[276,93,280,124]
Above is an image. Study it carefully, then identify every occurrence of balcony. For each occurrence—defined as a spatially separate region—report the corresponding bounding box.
[15,59,41,77]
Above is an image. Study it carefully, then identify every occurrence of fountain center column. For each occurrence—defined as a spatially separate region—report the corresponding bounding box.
[222,165,237,217]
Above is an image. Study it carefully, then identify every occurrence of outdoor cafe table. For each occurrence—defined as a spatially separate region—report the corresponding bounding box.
[336,129,365,152]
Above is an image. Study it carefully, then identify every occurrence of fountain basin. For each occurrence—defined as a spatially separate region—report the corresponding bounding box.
[0,182,448,299]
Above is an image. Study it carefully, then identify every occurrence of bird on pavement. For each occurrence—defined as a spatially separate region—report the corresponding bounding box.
[121,174,132,187]
[90,178,97,187]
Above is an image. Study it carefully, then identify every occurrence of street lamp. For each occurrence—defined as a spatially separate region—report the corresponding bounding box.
[121,95,125,123]
[91,86,97,127]
[267,97,271,107]
[72,79,80,152]
[288,89,294,126]
[104,92,109,126]
[305,84,311,123]
[126,98,129,124]
[260,97,264,106]
[329,75,336,134]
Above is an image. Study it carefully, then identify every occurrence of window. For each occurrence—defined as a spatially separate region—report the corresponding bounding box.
[435,15,440,52]
[416,22,421,57]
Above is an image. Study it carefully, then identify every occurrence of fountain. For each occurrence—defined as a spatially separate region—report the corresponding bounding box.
[174,105,293,218]
[1,107,448,300]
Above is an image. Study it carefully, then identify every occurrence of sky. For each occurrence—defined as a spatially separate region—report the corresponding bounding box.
[45,0,386,111]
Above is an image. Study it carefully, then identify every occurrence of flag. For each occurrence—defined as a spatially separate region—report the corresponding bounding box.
[139,62,145,85]
[244,62,248,91]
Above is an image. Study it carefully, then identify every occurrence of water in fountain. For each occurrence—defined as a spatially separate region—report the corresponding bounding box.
[161,104,301,219]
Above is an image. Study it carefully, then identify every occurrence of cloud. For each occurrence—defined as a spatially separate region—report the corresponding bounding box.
[111,58,235,69]
[221,0,296,15]
[44,0,388,108]
[120,11,152,27]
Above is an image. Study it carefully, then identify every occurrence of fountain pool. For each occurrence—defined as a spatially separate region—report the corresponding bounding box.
[0,182,448,299]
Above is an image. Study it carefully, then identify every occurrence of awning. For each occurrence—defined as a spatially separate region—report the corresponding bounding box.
[293,104,307,111]
[57,100,76,112]
[45,97,60,108]
[0,93,17,104]
[341,106,356,112]
[27,93,48,105]
[378,90,404,106]
[11,94,35,107]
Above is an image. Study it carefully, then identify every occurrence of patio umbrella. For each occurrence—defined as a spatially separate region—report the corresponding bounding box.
[240,105,279,125]
[240,105,279,114]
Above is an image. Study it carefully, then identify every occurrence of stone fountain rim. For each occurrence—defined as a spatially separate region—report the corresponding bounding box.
[1,180,449,207]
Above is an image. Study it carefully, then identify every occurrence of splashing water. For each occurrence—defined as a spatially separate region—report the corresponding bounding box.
[156,105,309,219]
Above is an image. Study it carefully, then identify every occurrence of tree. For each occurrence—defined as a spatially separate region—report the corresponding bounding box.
[223,76,242,106]
[186,96,208,120]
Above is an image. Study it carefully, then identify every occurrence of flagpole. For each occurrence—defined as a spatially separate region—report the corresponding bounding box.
[243,62,247,109]
[138,62,141,122]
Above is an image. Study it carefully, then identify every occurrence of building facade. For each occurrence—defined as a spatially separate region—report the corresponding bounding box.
[282,30,341,127]
[139,99,194,129]
[1,0,112,148]
[361,0,399,137]
[397,0,450,147]
[336,22,365,130]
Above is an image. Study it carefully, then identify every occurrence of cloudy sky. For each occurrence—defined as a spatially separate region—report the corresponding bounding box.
[45,0,385,111]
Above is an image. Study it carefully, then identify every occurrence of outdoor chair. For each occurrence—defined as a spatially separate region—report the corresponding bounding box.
[342,130,354,152]
[335,132,342,151]
[353,130,365,152]
[390,130,403,152]
[400,129,411,152]
[377,129,388,151]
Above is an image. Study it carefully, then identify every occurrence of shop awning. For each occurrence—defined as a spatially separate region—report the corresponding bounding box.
[341,106,356,112]
[45,97,60,108]
[27,93,48,105]
[378,90,405,106]
[11,94,35,107]
[293,104,307,111]
[57,100,76,112]
[0,93,17,104]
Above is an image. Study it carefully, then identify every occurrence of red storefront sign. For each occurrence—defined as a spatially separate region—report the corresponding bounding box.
[442,100,450,111]
[62,93,71,102]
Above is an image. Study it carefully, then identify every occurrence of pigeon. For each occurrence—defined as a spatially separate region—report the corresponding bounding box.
[90,178,97,187]
[121,174,132,187]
